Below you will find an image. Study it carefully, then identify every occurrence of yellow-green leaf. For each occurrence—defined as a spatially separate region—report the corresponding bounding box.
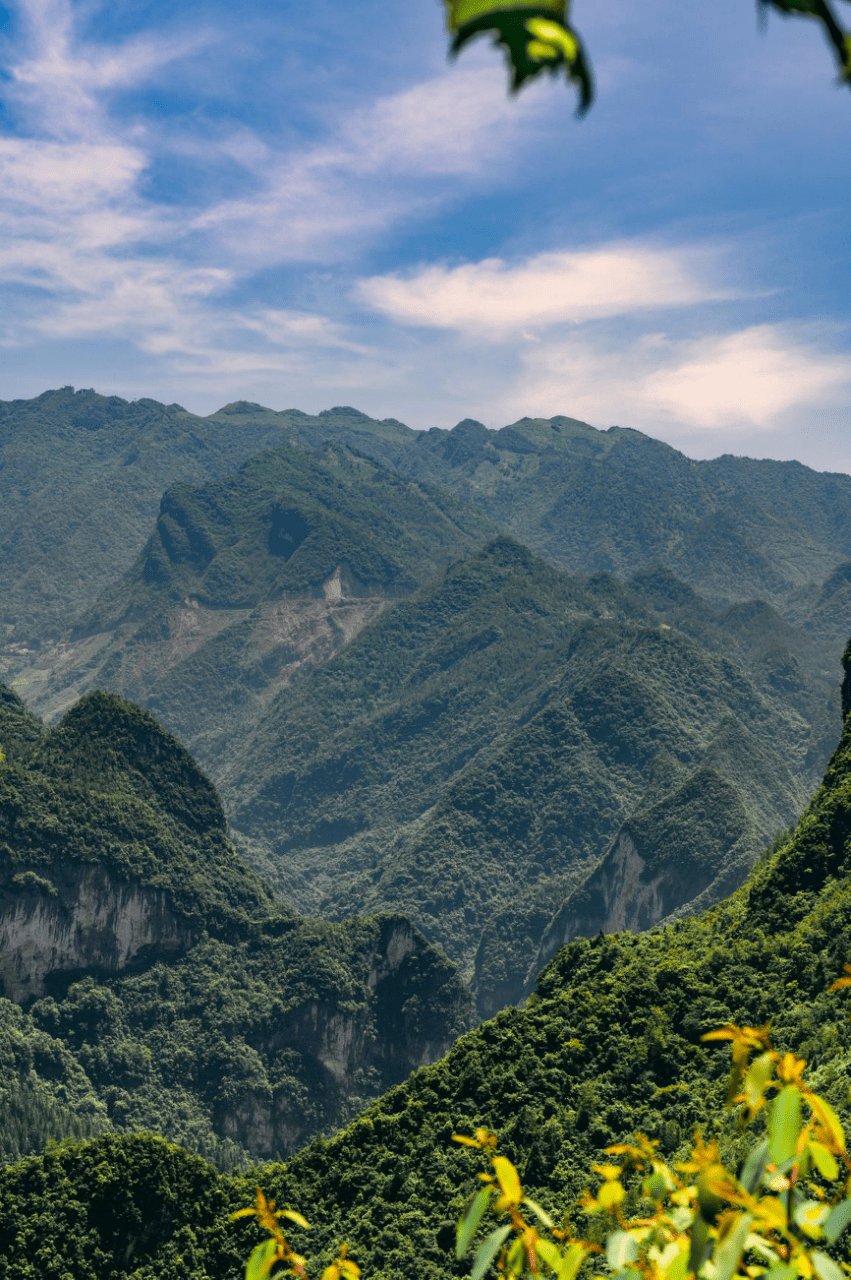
[812,1251,846,1280]
[808,1140,840,1182]
[524,1197,555,1230]
[556,1244,586,1280]
[597,1181,625,1210]
[457,1187,493,1258]
[769,1086,801,1168]
[713,1213,753,1280]
[279,1209,310,1230]
[810,1094,846,1152]
[493,1156,522,1205]
[245,1239,278,1280]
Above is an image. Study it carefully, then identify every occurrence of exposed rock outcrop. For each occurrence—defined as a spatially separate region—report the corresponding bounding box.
[0,860,197,1001]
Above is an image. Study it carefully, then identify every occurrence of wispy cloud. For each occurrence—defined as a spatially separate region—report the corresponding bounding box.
[499,322,851,436]
[357,243,739,332]
[0,0,547,372]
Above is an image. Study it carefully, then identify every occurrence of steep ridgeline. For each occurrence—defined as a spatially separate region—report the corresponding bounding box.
[0,390,413,648]
[0,686,471,1165]
[6,390,851,664]
[221,538,828,1014]
[390,416,851,629]
[5,645,851,1280]
[17,442,490,753]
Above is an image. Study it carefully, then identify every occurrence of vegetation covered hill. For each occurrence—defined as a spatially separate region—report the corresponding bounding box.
[5,389,851,659]
[18,442,491,749]
[4,641,851,1279]
[0,390,414,645]
[0,686,471,1166]
[392,416,851,624]
[4,390,849,1018]
[218,537,827,1011]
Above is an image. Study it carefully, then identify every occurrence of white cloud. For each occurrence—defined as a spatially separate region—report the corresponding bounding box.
[509,323,851,435]
[357,243,736,332]
[0,0,551,372]
[189,62,544,268]
[640,326,851,429]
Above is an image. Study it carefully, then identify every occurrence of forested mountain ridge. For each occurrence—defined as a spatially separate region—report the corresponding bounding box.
[17,442,492,746]
[6,389,851,663]
[0,390,414,645]
[4,641,851,1279]
[216,536,827,1010]
[0,685,471,1164]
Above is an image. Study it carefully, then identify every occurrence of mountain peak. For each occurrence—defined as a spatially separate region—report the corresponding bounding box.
[43,692,226,836]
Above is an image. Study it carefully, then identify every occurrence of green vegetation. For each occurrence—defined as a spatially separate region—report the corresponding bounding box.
[0,684,471,1167]
[5,638,851,1277]
[5,396,851,1019]
[0,390,414,644]
[26,439,492,753]
[442,0,851,107]
[220,538,824,1010]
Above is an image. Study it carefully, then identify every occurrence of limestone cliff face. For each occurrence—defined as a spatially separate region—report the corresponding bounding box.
[0,860,196,1001]
[215,917,469,1159]
[535,831,665,972]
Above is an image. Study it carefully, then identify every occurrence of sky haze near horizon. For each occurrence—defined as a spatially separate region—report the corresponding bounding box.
[0,0,849,472]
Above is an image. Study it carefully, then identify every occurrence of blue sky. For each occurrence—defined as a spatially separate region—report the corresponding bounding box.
[0,0,849,470]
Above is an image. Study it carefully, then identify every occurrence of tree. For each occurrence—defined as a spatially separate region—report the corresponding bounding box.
[442,0,851,114]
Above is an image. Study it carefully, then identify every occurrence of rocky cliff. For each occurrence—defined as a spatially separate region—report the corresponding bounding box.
[0,860,197,1002]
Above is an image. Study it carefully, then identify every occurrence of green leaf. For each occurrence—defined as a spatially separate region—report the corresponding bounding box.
[505,1236,525,1278]
[740,1138,770,1195]
[687,1214,711,1275]
[524,1196,555,1230]
[447,0,565,28]
[824,1198,851,1243]
[808,1140,839,1182]
[445,0,593,111]
[471,1224,512,1280]
[812,1251,846,1280]
[712,1213,752,1280]
[493,1156,522,1204]
[556,1243,586,1280]
[606,1231,638,1271]
[743,1052,774,1111]
[279,1209,310,1230]
[810,1094,846,1152]
[534,1238,562,1272]
[457,1188,493,1259]
[664,1251,688,1280]
[769,1086,801,1168]
[762,1268,796,1280]
[245,1239,278,1280]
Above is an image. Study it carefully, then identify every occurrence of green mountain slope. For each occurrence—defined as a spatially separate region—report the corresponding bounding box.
[393,416,851,621]
[4,642,851,1279]
[17,443,491,752]
[6,390,851,663]
[0,686,471,1166]
[0,390,413,646]
[219,539,823,1010]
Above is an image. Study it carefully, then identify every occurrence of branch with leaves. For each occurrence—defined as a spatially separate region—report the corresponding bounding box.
[454,1015,851,1279]
[443,0,851,114]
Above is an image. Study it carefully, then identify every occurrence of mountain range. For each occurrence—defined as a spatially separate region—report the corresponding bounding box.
[3,390,851,1013]
[2,634,851,1279]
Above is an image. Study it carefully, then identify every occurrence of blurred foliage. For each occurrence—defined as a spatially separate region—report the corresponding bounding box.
[453,1022,851,1280]
[445,1,592,113]
[443,0,850,109]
